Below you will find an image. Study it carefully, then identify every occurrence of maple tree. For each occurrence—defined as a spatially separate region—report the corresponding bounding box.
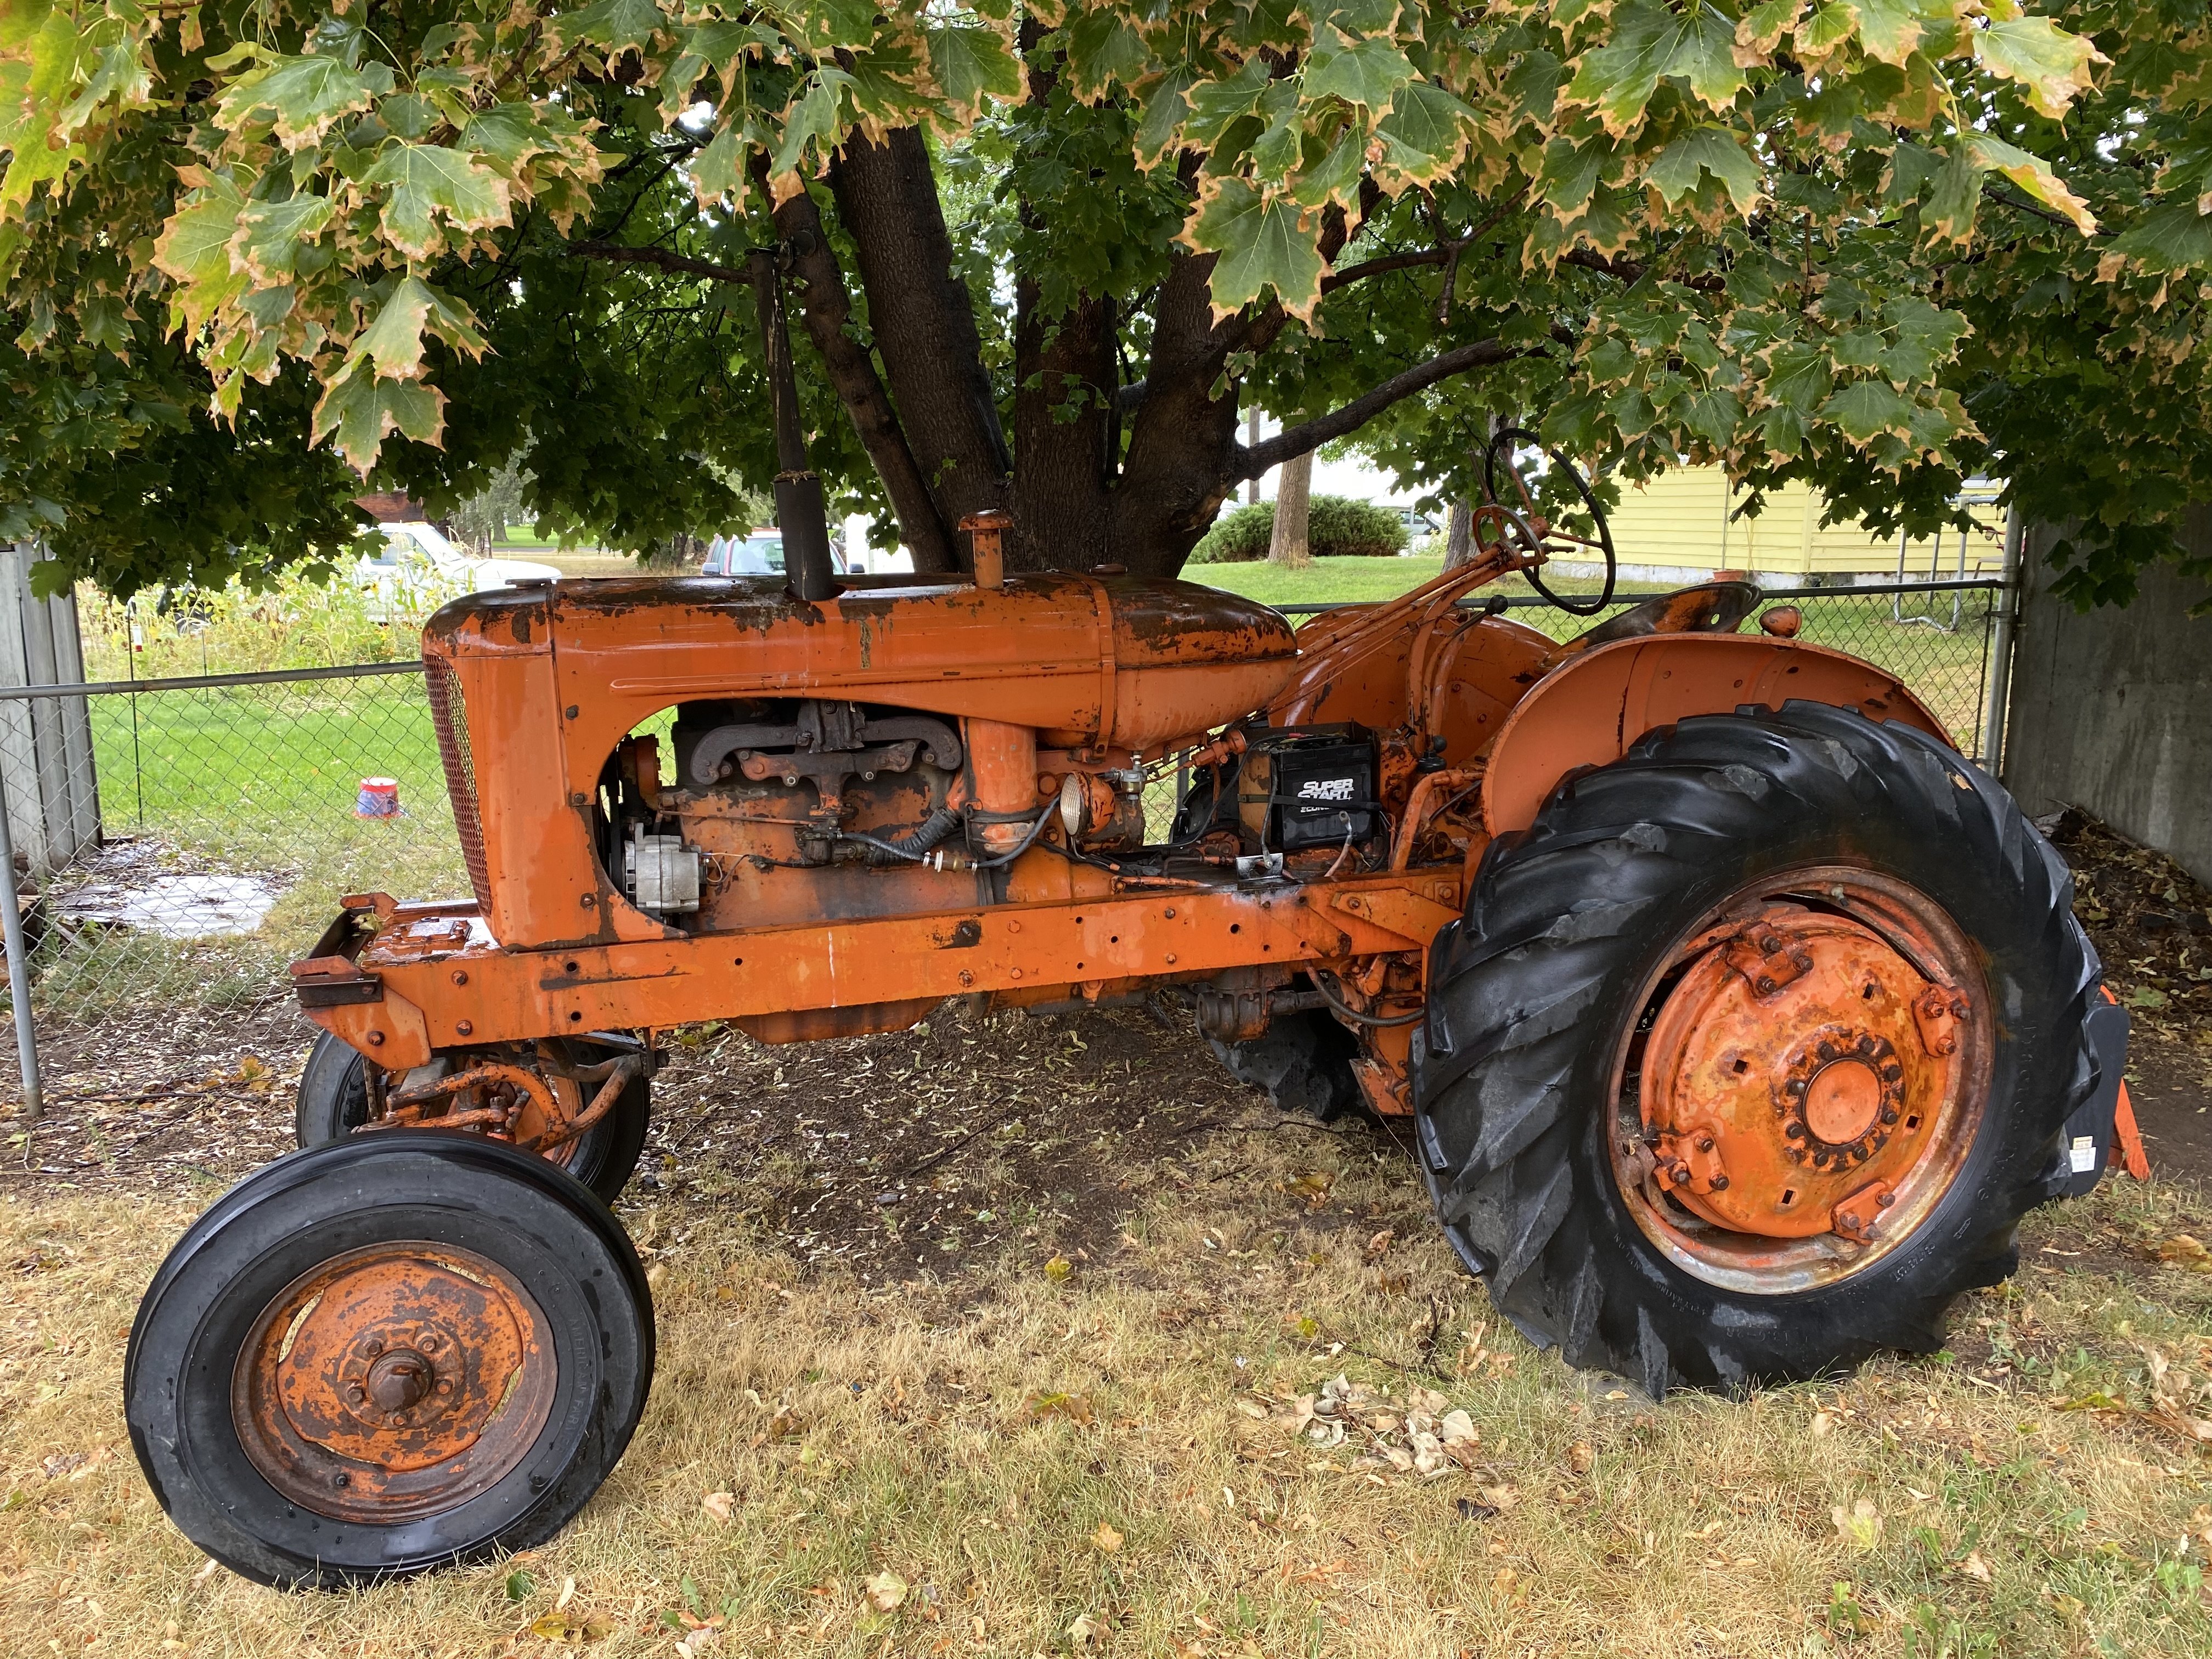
[3,2,2208,601]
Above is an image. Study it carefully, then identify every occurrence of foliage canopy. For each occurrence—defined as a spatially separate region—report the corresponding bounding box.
[4,2,2211,601]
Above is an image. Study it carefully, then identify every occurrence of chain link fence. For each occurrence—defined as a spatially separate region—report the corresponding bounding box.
[0,579,2001,1074]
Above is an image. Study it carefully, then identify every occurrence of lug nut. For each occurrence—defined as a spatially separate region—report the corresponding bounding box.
[362,1337,383,1357]
[419,1335,438,1353]
[334,1472,350,1488]
[1877,1192,1896,1208]
[437,1379,455,1396]
[1695,1136,1715,1153]
[348,1384,365,1403]
[1710,1175,1730,1190]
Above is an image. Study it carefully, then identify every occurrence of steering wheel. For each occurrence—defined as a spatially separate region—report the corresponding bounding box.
[1482,425,1617,616]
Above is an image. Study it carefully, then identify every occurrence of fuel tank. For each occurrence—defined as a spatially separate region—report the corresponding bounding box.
[433,571,1300,753]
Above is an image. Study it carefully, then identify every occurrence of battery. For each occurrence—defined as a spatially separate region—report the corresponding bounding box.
[1259,730,1378,851]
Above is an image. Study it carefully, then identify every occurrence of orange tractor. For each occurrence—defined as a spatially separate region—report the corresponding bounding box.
[125,289,2124,1588]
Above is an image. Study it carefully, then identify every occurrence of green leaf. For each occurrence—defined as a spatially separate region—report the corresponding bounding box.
[553,0,667,57]
[1566,2,1746,135]
[230,194,332,284]
[1881,140,1939,206]
[54,42,153,143]
[1133,64,1200,166]
[460,104,559,173]
[1961,133,2096,235]
[691,120,748,205]
[1679,386,1743,448]
[1974,17,2104,122]
[1734,0,1801,60]
[311,362,445,472]
[1880,295,1968,383]
[1183,56,1273,150]
[1187,177,1325,320]
[1923,146,1981,245]
[343,276,486,382]
[1845,0,1932,67]
[1373,81,1476,184]
[1304,25,1414,112]
[2107,204,2212,273]
[1763,342,1834,412]
[364,144,513,260]
[1819,379,1916,445]
[770,72,848,187]
[1063,12,1150,98]
[1645,128,1763,217]
[215,54,387,151]
[927,21,1020,117]
[1290,125,1366,210]
[152,178,252,334]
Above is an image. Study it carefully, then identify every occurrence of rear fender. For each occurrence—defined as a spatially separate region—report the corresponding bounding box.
[1480,633,1950,836]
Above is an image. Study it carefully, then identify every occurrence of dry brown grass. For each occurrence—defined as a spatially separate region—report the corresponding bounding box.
[4,1126,2211,1659]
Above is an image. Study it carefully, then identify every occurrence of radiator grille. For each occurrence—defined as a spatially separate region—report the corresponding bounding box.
[424,657,493,913]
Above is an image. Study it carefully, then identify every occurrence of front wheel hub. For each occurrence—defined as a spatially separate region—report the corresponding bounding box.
[1614,868,1990,1291]
[232,1242,556,1523]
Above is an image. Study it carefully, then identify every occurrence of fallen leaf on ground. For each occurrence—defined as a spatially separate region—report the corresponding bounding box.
[701,1490,735,1522]
[863,1570,908,1612]
[1960,1550,1993,1582]
[1092,1522,1122,1553]
[1833,1498,1883,1551]
[1028,1390,1097,1425]
[2157,1234,2212,1272]
[1043,1255,1073,1282]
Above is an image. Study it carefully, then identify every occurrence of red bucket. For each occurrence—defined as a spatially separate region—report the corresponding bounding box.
[355,777,401,818]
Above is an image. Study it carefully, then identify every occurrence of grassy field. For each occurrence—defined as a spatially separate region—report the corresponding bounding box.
[3,1108,2208,1659]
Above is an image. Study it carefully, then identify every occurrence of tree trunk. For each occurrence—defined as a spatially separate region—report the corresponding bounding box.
[1443,498,1475,569]
[1269,450,1313,569]
[828,129,1010,548]
[1245,409,1260,505]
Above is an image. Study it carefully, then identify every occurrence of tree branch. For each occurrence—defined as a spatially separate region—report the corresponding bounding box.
[567,241,754,286]
[1559,247,1726,292]
[1238,338,1522,478]
[1319,248,1449,292]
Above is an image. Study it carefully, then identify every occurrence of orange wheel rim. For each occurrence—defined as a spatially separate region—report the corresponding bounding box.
[232,1242,556,1522]
[1606,866,1991,1294]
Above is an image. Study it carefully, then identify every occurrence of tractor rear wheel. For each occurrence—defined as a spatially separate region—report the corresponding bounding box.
[296,1031,650,1204]
[1414,703,2100,1396]
[126,1132,653,1588]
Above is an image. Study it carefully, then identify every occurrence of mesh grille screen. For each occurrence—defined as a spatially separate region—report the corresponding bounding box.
[425,657,493,913]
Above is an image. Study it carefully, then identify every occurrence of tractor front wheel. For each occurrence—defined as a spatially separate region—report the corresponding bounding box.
[1414,703,2100,1396]
[126,1132,653,1588]
[296,1032,650,1205]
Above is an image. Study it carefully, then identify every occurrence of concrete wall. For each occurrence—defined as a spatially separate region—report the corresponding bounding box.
[2003,512,2212,886]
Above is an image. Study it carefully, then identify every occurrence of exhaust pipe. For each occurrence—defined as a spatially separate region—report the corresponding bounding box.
[749,244,838,604]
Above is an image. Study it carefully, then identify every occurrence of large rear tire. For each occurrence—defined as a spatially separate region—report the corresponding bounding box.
[126,1132,653,1589]
[1414,703,2100,1396]
[296,1031,650,1205]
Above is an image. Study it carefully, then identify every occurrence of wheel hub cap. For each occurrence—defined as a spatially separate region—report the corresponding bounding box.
[233,1243,555,1522]
[1638,901,1970,1243]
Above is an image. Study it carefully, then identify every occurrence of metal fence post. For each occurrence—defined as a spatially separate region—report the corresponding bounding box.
[1980,506,2024,773]
[0,758,41,1123]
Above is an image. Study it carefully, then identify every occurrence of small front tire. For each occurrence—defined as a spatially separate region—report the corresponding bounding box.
[126,1132,654,1589]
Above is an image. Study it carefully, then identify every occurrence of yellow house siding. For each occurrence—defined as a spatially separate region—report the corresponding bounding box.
[1601,466,2005,578]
